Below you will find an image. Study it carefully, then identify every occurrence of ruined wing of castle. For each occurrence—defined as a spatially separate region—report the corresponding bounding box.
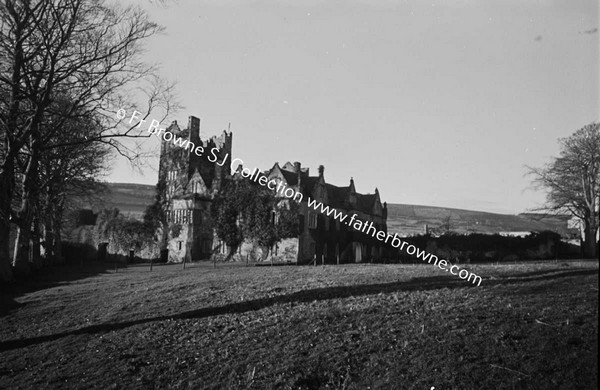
[160,116,388,264]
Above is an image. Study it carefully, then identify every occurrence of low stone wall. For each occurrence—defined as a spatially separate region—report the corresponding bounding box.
[216,238,299,263]
[67,225,161,263]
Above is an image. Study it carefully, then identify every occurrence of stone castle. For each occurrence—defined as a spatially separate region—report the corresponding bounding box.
[159,115,388,264]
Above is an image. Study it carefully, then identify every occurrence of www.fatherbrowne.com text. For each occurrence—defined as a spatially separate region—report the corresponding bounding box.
[127,109,483,286]
[304,199,483,286]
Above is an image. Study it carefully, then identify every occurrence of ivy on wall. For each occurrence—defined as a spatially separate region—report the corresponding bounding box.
[94,208,157,254]
[211,178,299,259]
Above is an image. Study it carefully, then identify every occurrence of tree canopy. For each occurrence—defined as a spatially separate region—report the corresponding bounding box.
[528,122,599,258]
[0,0,177,282]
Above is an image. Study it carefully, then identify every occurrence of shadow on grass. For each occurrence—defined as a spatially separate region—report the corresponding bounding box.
[0,261,124,317]
[0,267,597,352]
[494,266,580,279]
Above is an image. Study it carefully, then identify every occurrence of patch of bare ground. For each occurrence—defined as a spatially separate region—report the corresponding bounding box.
[0,260,597,389]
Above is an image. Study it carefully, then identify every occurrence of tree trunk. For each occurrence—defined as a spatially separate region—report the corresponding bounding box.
[44,212,55,263]
[583,218,598,258]
[31,215,42,269]
[0,217,14,283]
[160,222,169,251]
[12,225,31,276]
[584,237,598,259]
[13,133,41,275]
[55,234,64,264]
[225,245,237,261]
[53,203,65,264]
[0,159,16,283]
[1,17,25,283]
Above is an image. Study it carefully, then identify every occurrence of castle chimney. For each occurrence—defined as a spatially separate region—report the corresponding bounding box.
[188,116,200,132]
[294,162,302,186]
[188,116,201,145]
[318,165,324,177]
[235,164,243,175]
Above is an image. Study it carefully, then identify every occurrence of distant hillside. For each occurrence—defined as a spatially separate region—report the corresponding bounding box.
[78,183,156,219]
[107,182,155,214]
[386,203,576,237]
[91,183,575,236]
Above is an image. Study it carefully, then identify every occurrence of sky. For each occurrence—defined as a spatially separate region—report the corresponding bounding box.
[111,0,599,214]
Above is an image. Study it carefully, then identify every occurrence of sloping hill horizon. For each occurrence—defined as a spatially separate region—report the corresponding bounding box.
[74,182,156,219]
[385,203,574,237]
[90,183,575,237]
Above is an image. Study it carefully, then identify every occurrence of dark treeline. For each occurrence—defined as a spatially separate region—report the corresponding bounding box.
[386,231,581,264]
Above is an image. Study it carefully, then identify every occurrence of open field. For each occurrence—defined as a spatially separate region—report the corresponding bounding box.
[0,260,597,389]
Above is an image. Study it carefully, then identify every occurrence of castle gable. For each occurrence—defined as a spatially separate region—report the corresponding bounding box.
[356,193,377,214]
[166,121,182,133]
[267,163,296,189]
[281,161,295,172]
[325,183,350,209]
[281,161,309,175]
[311,171,328,204]
[186,169,210,197]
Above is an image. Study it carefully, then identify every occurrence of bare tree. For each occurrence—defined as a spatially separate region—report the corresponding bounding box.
[0,0,178,282]
[528,123,600,258]
[37,106,111,268]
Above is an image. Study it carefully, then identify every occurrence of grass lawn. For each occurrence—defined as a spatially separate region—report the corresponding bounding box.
[0,260,597,389]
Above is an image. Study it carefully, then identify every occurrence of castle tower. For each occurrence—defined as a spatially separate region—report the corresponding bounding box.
[157,115,233,262]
